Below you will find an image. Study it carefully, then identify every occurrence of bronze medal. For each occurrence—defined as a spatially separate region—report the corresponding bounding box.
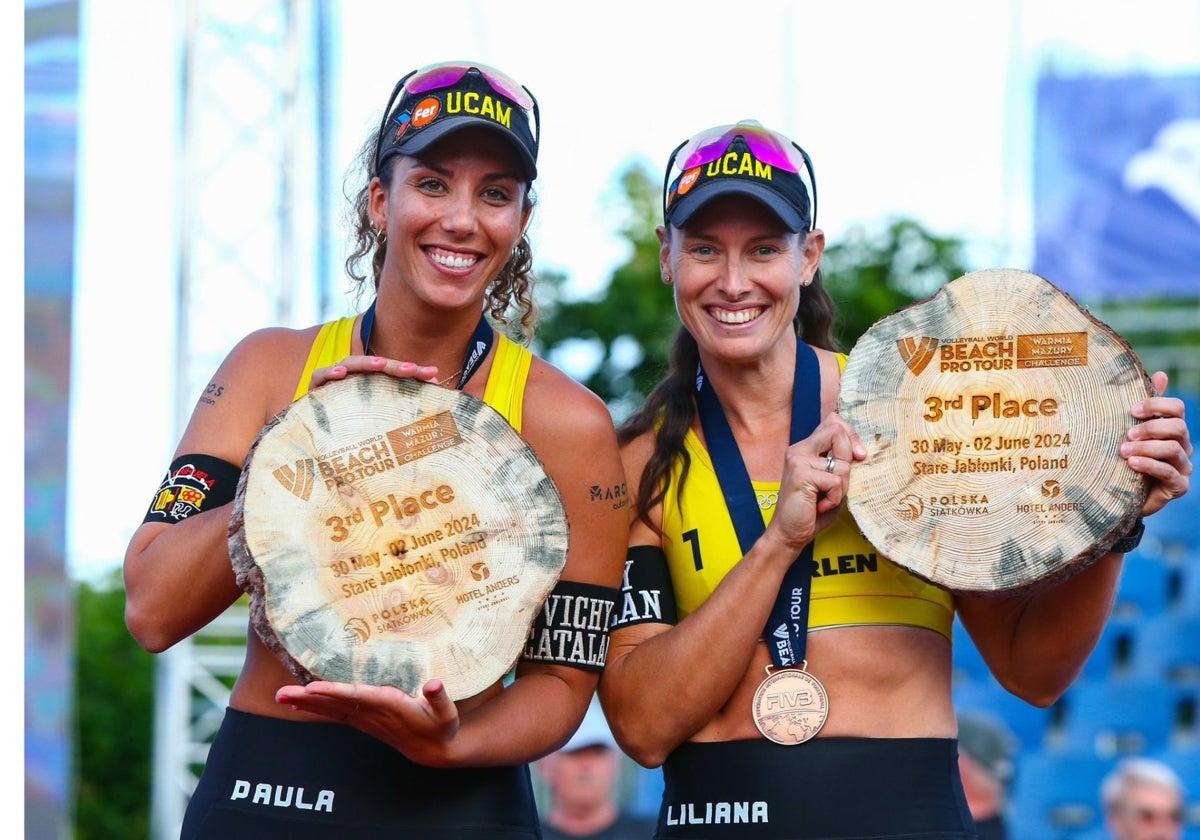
[752,666,828,745]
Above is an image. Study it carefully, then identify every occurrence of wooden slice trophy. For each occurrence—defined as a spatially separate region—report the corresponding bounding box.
[839,269,1150,596]
[229,374,569,699]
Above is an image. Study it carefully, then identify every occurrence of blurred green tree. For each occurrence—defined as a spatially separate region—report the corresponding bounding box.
[69,165,973,840]
[823,216,972,349]
[75,572,153,840]
[535,163,971,419]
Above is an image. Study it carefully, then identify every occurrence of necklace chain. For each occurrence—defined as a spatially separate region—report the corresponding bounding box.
[365,335,461,389]
[437,369,463,388]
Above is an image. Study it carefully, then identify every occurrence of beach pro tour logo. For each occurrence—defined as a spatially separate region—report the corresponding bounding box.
[897,336,939,375]
[274,459,317,501]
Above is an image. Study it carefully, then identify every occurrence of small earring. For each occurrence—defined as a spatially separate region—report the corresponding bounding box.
[663,273,672,285]
[373,225,387,245]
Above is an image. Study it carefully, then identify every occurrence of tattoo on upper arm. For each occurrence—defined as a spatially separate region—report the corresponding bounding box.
[588,481,629,510]
[199,381,227,407]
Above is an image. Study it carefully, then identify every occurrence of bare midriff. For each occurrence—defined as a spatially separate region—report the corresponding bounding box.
[688,623,957,743]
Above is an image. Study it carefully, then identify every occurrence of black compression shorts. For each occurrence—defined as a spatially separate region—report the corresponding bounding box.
[653,737,976,839]
[180,708,541,839]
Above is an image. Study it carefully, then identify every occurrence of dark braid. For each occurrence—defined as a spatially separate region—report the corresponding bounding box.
[618,326,700,533]
[797,268,840,352]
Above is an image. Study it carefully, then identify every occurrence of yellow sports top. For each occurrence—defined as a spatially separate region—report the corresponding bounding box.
[292,314,532,432]
[660,356,953,638]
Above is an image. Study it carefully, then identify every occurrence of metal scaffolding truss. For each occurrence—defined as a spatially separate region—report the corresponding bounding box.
[152,1,330,836]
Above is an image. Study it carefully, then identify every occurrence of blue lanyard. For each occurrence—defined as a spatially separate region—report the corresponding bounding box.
[358,300,494,390]
[694,337,821,668]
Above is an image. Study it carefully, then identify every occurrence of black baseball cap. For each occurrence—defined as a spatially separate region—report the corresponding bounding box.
[663,120,815,233]
[375,62,539,181]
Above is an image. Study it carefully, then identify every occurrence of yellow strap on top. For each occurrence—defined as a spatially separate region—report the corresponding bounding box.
[482,334,533,434]
[659,347,954,639]
[291,318,532,433]
[292,315,357,402]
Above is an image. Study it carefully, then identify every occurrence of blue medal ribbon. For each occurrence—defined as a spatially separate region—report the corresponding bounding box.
[694,337,820,669]
[359,299,494,389]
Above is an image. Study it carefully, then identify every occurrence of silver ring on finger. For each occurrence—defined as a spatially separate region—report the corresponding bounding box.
[825,454,837,473]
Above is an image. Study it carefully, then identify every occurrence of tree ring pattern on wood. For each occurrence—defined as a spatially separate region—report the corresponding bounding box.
[229,374,569,699]
[838,269,1150,596]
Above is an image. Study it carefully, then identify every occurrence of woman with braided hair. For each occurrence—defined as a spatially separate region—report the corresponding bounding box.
[598,119,1192,839]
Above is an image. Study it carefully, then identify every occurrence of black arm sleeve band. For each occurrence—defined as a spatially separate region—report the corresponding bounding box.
[143,454,243,525]
[1109,518,1145,554]
[610,545,678,631]
[520,580,619,671]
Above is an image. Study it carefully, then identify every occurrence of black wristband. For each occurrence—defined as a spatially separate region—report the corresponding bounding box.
[612,545,678,630]
[143,454,243,524]
[521,580,618,671]
[1109,518,1145,554]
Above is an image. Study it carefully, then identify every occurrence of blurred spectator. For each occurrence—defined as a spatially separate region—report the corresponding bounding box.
[957,712,1017,840]
[538,700,657,839]
[1101,756,1186,840]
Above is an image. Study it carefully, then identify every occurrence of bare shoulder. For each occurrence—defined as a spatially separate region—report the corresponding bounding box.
[813,346,846,418]
[175,322,326,460]
[227,324,323,379]
[618,427,657,493]
[520,355,618,446]
[519,356,627,587]
[229,325,329,404]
